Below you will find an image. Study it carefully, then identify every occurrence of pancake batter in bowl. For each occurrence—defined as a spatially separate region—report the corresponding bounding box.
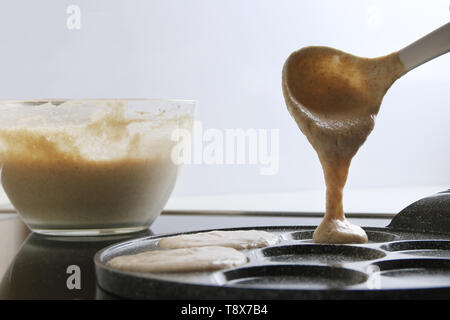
[282,47,406,244]
[0,99,194,235]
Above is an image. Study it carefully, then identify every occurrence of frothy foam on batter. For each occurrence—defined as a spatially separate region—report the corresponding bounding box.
[0,100,194,230]
[0,100,193,163]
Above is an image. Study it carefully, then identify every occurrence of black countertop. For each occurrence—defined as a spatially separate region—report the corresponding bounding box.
[0,213,390,300]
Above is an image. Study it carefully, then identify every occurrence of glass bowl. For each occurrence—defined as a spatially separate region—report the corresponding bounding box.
[0,99,195,236]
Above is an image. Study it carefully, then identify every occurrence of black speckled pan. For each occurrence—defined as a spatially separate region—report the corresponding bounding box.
[94,190,450,299]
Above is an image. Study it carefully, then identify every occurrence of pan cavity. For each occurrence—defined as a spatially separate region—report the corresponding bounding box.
[369,259,450,289]
[218,265,368,289]
[260,244,385,265]
[381,240,450,258]
[288,230,398,243]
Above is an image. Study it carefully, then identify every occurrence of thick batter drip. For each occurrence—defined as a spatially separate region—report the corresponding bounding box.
[282,46,406,243]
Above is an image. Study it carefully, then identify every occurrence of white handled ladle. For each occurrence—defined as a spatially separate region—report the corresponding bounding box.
[282,21,450,244]
[399,22,450,72]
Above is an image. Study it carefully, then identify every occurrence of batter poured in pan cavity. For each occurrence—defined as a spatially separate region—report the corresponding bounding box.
[107,246,248,273]
[158,230,280,250]
[282,46,406,244]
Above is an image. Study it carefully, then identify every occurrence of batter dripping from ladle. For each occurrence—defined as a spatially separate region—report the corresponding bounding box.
[282,21,450,244]
[282,47,406,244]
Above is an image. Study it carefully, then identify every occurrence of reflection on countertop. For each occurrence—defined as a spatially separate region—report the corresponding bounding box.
[0,221,152,300]
[0,214,30,281]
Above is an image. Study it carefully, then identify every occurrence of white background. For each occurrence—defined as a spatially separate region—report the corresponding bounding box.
[0,0,448,197]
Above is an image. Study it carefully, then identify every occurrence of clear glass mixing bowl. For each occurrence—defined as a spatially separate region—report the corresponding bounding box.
[0,99,195,236]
